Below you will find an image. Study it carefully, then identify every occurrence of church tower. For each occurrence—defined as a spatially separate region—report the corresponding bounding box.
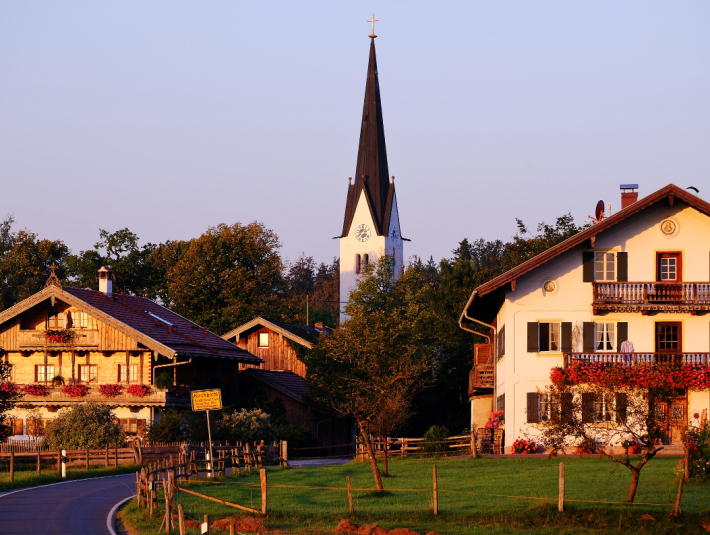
[339,33,403,319]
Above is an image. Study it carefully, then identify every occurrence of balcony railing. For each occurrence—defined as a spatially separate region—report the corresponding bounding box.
[564,352,710,368]
[469,365,494,395]
[18,329,100,349]
[20,387,190,406]
[592,282,710,313]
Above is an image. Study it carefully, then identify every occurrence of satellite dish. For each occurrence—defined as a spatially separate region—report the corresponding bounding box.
[595,200,605,221]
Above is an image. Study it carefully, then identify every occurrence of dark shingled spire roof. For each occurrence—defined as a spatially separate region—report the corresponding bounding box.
[341,38,396,238]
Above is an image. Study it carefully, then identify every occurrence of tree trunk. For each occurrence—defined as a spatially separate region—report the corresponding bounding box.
[358,421,383,491]
[383,438,388,476]
[627,467,640,502]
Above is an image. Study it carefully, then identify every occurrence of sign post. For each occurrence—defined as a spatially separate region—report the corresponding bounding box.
[191,389,222,478]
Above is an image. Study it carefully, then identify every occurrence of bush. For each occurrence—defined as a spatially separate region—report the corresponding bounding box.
[218,408,279,443]
[42,402,125,449]
[154,372,174,390]
[684,423,710,480]
[146,410,188,443]
[422,425,450,453]
[278,420,312,449]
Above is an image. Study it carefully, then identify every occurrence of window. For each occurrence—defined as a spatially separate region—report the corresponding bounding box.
[79,364,98,383]
[118,418,138,434]
[657,252,682,282]
[9,418,23,436]
[74,311,94,329]
[6,363,13,382]
[258,333,269,348]
[595,322,616,352]
[656,322,681,352]
[119,364,137,382]
[496,394,505,415]
[47,313,64,329]
[595,252,616,281]
[355,254,362,274]
[539,322,560,352]
[36,365,54,383]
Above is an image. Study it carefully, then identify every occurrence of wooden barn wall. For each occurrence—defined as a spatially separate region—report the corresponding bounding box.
[0,319,20,351]
[235,327,307,378]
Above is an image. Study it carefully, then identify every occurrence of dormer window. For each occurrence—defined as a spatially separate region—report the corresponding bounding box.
[258,333,269,348]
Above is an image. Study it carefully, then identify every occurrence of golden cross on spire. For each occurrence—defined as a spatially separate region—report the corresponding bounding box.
[49,263,58,275]
[368,13,378,38]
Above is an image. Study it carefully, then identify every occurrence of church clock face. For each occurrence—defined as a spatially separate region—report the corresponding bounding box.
[390,227,399,240]
[355,224,371,242]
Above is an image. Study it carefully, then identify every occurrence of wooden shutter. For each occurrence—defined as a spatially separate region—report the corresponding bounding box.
[561,322,572,353]
[582,322,595,352]
[13,419,23,436]
[583,251,595,282]
[581,393,595,423]
[527,322,539,353]
[616,252,628,282]
[527,392,540,423]
[616,322,628,352]
[136,419,146,436]
[615,393,628,423]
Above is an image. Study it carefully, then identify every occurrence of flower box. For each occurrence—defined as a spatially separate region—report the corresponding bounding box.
[126,384,152,397]
[99,384,124,398]
[44,329,76,343]
[61,384,90,397]
[23,383,50,396]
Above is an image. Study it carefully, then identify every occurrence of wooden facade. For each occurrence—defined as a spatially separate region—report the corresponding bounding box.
[235,327,307,378]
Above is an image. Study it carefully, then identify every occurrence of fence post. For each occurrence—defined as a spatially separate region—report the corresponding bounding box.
[432,464,438,515]
[178,503,186,535]
[684,447,689,481]
[105,444,109,467]
[114,442,118,467]
[9,451,14,482]
[57,450,61,475]
[673,476,684,517]
[61,449,67,478]
[346,476,354,514]
[36,450,41,475]
[86,446,90,470]
[558,462,565,512]
[470,429,478,459]
[260,468,267,515]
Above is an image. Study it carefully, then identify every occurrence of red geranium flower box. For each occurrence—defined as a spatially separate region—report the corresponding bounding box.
[62,384,89,397]
[99,384,124,398]
[23,383,50,396]
[126,384,152,397]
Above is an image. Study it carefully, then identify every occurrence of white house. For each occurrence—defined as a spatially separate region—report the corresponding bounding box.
[461,183,710,448]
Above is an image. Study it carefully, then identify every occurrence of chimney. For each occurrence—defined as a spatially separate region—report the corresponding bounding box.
[98,266,113,297]
[620,184,639,210]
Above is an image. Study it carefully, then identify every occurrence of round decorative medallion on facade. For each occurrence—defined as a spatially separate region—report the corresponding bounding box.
[542,278,560,296]
[658,216,680,239]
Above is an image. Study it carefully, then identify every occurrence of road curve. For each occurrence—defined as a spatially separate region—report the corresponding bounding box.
[0,473,136,535]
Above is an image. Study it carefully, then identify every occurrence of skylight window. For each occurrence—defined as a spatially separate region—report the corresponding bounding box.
[145,311,175,327]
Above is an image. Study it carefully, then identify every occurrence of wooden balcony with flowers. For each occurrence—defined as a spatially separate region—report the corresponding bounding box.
[15,383,191,407]
[18,329,99,349]
[592,282,710,314]
[563,352,710,368]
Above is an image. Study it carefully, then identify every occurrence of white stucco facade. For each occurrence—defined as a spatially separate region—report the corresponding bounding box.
[470,194,710,447]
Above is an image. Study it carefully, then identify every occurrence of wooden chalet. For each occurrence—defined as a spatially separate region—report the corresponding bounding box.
[1,267,261,439]
[223,318,353,450]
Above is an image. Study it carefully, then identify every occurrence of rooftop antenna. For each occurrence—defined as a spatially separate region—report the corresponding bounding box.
[588,200,605,224]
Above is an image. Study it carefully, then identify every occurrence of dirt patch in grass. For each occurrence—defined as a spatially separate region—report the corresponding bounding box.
[332,519,440,535]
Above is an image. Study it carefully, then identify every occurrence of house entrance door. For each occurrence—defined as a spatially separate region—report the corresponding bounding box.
[654,394,687,444]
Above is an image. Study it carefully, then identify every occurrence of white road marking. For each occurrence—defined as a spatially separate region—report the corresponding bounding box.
[107,494,137,535]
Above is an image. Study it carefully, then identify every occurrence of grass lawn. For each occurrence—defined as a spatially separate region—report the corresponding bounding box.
[0,461,141,493]
[119,456,710,534]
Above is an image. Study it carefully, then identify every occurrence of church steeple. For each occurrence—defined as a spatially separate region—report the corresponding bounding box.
[340,37,394,238]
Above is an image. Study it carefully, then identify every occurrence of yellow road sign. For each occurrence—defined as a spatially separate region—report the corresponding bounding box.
[191,389,222,411]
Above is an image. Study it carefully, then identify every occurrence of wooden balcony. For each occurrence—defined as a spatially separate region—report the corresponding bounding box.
[18,329,100,349]
[564,352,710,368]
[592,282,710,314]
[20,387,190,407]
[469,365,494,395]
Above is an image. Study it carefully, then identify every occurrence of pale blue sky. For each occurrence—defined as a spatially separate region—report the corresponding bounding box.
[1,2,709,265]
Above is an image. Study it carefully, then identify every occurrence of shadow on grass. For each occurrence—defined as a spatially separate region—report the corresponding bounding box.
[358,490,395,499]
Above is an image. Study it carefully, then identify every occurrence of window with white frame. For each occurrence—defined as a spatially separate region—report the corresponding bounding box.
[118,364,137,382]
[258,333,269,348]
[595,322,616,352]
[36,365,54,382]
[594,252,616,282]
[79,364,98,383]
[539,322,560,352]
[540,393,554,422]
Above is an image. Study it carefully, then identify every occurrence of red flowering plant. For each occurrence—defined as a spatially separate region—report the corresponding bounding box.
[99,384,124,397]
[511,437,536,454]
[44,329,76,343]
[23,383,50,396]
[485,410,504,429]
[552,362,710,390]
[126,384,152,397]
[0,381,21,397]
[172,385,191,398]
[61,384,89,397]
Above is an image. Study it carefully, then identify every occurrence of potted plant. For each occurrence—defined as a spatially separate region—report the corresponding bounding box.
[511,437,537,454]
[621,437,637,455]
[576,437,597,454]
[51,375,64,387]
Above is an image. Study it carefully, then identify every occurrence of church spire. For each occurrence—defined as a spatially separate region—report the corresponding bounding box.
[340,37,393,238]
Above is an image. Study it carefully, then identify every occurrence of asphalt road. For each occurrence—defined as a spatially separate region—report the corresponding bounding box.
[0,473,136,535]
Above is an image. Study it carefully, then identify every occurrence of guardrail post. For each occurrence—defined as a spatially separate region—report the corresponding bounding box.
[61,449,66,478]
[202,514,210,534]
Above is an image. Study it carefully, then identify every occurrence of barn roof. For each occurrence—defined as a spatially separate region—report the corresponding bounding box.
[0,285,261,363]
[222,317,331,348]
[240,369,310,403]
[461,183,708,323]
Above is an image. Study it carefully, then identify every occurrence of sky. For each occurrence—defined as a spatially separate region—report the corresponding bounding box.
[1,2,709,266]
